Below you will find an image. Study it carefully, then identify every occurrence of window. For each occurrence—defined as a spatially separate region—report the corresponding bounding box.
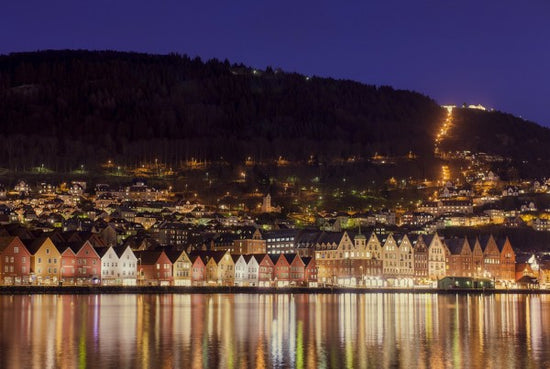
[13,246,19,254]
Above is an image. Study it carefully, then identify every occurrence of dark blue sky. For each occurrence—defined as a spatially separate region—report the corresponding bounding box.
[2,1,549,125]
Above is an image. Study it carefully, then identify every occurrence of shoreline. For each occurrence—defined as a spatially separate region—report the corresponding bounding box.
[0,285,548,295]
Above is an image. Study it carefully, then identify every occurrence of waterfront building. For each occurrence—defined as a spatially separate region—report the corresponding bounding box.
[412,235,429,282]
[480,235,501,280]
[75,241,101,283]
[134,250,172,286]
[233,254,248,286]
[446,237,473,277]
[244,254,260,286]
[96,246,120,285]
[166,249,191,286]
[469,237,485,277]
[114,244,138,286]
[303,257,318,287]
[189,253,206,286]
[57,243,77,283]
[497,237,516,282]
[0,236,31,284]
[189,250,234,286]
[255,254,275,287]
[426,233,448,280]
[24,237,61,285]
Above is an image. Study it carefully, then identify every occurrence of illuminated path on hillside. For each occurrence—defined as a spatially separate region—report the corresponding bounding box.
[435,106,454,183]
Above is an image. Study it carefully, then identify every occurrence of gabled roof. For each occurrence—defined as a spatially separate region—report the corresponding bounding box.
[283,253,300,264]
[113,244,133,258]
[496,237,511,252]
[164,248,187,263]
[231,254,244,264]
[0,236,17,253]
[252,254,269,265]
[479,234,495,252]
[268,254,280,265]
[94,246,114,258]
[242,254,254,264]
[188,250,230,265]
[445,238,467,255]
[134,250,166,265]
[22,236,51,255]
[423,234,435,247]
[54,241,79,255]
[302,256,314,267]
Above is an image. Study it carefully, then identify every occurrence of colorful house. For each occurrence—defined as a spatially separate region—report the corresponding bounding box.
[0,236,31,285]
[24,237,61,285]
[255,254,274,287]
[167,249,192,286]
[114,245,138,286]
[134,250,173,286]
[190,251,234,286]
[303,256,318,287]
[426,233,448,280]
[75,241,101,283]
[189,253,206,286]
[244,254,260,286]
[412,235,429,283]
[446,237,473,277]
[57,243,77,283]
[233,254,248,286]
[497,237,516,282]
[96,246,119,285]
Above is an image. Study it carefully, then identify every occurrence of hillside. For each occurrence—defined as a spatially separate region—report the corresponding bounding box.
[0,50,442,171]
[1,50,550,178]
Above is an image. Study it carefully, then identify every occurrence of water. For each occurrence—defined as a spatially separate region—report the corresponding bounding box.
[0,293,549,369]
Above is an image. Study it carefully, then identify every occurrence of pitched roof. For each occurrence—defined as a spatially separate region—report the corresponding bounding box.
[164,248,187,263]
[94,246,114,258]
[134,250,166,265]
[22,236,50,255]
[54,241,79,255]
[445,238,466,255]
[188,250,230,265]
[0,236,16,253]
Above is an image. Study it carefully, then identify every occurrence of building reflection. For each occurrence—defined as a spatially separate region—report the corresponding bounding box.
[0,293,549,368]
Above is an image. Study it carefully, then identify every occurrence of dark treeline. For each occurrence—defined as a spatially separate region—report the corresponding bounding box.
[0,50,443,171]
[442,108,550,175]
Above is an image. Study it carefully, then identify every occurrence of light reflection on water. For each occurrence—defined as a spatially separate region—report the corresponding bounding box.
[0,293,549,369]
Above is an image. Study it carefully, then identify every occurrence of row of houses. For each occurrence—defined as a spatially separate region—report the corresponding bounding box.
[1,227,546,288]
[311,232,517,287]
[210,229,519,286]
[0,234,318,287]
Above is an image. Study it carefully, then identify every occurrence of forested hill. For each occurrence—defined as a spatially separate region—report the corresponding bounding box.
[0,50,443,170]
[442,108,550,163]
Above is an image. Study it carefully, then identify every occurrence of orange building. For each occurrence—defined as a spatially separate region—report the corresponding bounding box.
[24,237,61,285]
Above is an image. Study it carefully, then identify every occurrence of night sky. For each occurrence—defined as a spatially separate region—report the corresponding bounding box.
[2,1,549,126]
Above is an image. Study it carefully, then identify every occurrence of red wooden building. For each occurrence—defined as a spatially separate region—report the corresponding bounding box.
[134,250,173,286]
[0,236,31,284]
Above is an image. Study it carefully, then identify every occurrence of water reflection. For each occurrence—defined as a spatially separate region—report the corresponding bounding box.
[0,293,549,369]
